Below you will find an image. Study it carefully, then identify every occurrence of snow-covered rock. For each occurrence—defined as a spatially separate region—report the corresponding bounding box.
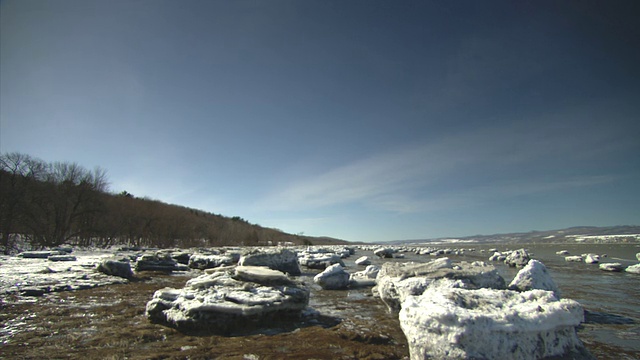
[354,256,371,266]
[565,256,583,262]
[18,251,59,259]
[556,250,570,255]
[298,252,344,269]
[636,252,640,261]
[374,247,394,258]
[349,265,380,287]
[238,248,301,275]
[399,288,589,360]
[135,253,181,272]
[48,255,77,262]
[584,254,600,264]
[599,263,625,272]
[188,253,238,270]
[145,266,309,334]
[489,252,506,262]
[96,259,134,279]
[375,258,506,312]
[508,260,560,297]
[313,263,350,290]
[625,263,640,274]
[504,248,531,267]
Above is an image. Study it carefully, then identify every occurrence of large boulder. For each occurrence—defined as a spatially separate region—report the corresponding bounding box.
[508,260,560,297]
[375,258,506,312]
[399,288,590,360]
[238,248,301,275]
[96,259,134,279]
[313,264,350,290]
[145,266,309,334]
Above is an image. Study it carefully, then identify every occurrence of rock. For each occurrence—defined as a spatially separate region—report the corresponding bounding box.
[625,264,640,274]
[599,263,625,272]
[171,252,192,265]
[145,267,309,334]
[350,265,380,287]
[565,256,583,262]
[375,258,506,312]
[584,254,600,264]
[504,248,531,267]
[238,248,301,275]
[298,252,344,269]
[52,247,73,254]
[488,252,506,262]
[19,251,58,259]
[135,253,180,272]
[96,259,134,279]
[47,255,77,262]
[508,260,560,297]
[556,250,570,255]
[234,266,292,285]
[355,256,371,266]
[188,253,237,270]
[399,288,589,360]
[374,247,394,258]
[313,263,350,290]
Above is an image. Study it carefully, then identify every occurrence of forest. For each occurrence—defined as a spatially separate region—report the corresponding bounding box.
[0,152,338,255]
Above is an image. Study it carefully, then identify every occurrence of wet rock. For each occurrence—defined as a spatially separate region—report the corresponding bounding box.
[355,256,371,266]
[584,254,600,264]
[599,263,624,272]
[188,253,237,270]
[625,263,640,274]
[145,266,309,334]
[96,259,134,279]
[375,258,506,312]
[314,263,350,290]
[135,253,180,272]
[238,248,301,275]
[399,288,589,360]
[504,248,531,267]
[565,256,583,262]
[374,247,394,259]
[508,260,560,297]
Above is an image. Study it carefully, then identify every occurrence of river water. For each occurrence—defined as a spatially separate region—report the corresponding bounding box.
[330,243,640,360]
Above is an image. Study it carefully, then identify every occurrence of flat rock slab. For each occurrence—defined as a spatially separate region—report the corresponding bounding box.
[399,288,591,360]
[146,266,309,334]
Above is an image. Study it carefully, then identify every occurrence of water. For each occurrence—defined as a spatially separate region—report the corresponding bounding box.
[335,243,640,359]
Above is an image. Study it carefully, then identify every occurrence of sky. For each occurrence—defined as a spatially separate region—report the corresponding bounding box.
[1,1,639,242]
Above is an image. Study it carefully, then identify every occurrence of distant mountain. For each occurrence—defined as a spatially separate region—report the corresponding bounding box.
[384,225,640,245]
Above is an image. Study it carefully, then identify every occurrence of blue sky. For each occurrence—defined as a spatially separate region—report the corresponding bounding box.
[2,1,639,242]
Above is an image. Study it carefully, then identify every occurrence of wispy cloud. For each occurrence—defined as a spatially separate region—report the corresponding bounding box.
[257,114,625,214]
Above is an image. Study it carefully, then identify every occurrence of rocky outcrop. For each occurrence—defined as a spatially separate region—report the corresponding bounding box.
[374,258,506,312]
[399,288,589,360]
[508,260,560,297]
[145,266,309,334]
[238,248,301,275]
[313,264,350,290]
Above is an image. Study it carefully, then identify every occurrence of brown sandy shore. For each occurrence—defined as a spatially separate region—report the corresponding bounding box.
[1,245,639,360]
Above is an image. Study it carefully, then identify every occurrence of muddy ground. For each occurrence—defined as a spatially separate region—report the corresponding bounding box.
[0,270,409,360]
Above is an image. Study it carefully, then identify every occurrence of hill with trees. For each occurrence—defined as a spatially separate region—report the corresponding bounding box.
[0,152,348,254]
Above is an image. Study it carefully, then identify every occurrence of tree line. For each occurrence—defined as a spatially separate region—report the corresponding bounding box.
[0,152,321,254]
